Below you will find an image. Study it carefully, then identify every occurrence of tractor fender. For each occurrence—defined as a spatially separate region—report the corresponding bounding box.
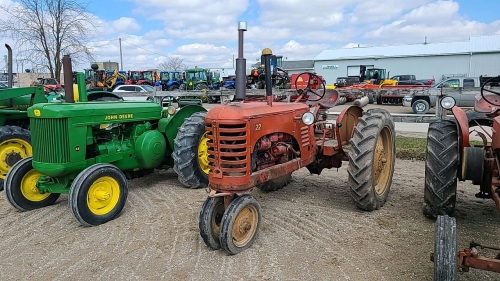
[451,106,471,149]
[158,105,207,151]
[87,90,123,101]
[335,105,363,147]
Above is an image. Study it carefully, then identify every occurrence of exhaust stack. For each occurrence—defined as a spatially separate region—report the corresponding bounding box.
[234,21,247,101]
[63,55,75,103]
[5,44,12,88]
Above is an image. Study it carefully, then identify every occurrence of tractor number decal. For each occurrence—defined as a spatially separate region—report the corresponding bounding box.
[255,123,262,131]
[104,114,134,121]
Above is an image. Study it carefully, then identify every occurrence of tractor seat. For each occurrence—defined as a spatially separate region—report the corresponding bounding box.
[305,89,339,109]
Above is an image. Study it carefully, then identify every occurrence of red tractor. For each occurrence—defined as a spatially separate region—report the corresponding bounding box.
[174,22,396,255]
[424,76,500,279]
[125,70,154,85]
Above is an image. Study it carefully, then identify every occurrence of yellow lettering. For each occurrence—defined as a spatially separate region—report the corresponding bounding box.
[104,114,133,121]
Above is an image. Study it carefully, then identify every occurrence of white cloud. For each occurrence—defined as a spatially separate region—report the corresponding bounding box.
[110,17,141,33]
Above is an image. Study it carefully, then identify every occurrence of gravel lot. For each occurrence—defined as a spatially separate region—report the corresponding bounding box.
[0,103,499,281]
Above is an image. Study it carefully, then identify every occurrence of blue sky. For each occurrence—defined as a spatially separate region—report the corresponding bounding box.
[2,0,500,72]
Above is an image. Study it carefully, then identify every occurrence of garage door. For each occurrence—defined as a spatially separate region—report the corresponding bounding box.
[347,65,374,77]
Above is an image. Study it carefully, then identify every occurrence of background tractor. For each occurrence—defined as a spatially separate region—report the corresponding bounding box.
[175,23,396,255]
[159,70,183,91]
[126,70,154,86]
[4,55,207,226]
[424,76,500,279]
[0,45,122,192]
[246,54,290,89]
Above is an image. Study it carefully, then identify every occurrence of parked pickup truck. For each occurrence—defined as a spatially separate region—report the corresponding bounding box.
[391,75,434,86]
[402,77,480,114]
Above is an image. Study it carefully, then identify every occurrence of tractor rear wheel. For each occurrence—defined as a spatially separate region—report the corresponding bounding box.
[0,125,31,191]
[173,112,209,189]
[69,163,128,226]
[433,215,457,281]
[423,120,459,219]
[4,157,60,211]
[199,196,225,250]
[195,83,208,91]
[168,84,179,91]
[256,173,292,192]
[90,96,123,102]
[348,109,395,211]
[220,194,261,255]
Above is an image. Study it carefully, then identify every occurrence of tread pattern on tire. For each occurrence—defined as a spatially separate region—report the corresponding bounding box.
[423,120,459,219]
[172,111,208,189]
[348,108,395,211]
[0,125,31,192]
[434,215,457,281]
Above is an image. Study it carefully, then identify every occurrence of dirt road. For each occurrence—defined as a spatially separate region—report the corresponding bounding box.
[1,157,499,281]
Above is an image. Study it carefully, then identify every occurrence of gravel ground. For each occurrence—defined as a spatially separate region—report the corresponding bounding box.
[1,157,499,281]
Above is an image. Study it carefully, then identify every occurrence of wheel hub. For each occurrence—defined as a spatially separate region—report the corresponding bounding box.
[5,151,22,166]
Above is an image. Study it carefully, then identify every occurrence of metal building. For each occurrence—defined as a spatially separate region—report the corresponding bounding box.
[313,34,500,85]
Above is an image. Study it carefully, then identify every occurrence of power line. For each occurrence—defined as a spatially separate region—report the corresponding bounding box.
[121,39,169,58]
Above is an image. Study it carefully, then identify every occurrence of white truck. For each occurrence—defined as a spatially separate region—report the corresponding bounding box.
[402,77,480,114]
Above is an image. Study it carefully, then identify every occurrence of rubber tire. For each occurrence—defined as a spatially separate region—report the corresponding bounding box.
[168,84,179,91]
[199,196,225,250]
[412,99,430,114]
[434,215,457,281]
[348,109,395,211]
[4,157,60,211]
[172,112,209,189]
[179,84,185,90]
[0,125,31,192]
[423,120,459,219]
[195,83,208,91]
[376,95,382,105]
[367,93,374,104]
[220,194,261,255]
[256,173,292,192]
[69,163,128,226]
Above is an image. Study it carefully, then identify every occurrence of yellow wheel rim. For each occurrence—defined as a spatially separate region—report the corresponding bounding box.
[86,176,120,215]
[20,169,51,202]
[0,138,32,180]
[198,132,210,174]
[232,204,259,247]
[372,127,394,195]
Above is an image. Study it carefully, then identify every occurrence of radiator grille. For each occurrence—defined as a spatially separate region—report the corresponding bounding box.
[207,122,248,176]
[30,118,70,163]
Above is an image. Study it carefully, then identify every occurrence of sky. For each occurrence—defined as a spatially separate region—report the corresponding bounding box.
[1,0,500,72]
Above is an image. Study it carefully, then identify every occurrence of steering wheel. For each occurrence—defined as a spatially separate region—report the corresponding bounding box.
[294,72,326,101]
[480,76,500,106]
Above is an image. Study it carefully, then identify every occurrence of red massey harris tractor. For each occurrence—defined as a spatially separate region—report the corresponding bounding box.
[173,24,396,255]
[423,76,500,279]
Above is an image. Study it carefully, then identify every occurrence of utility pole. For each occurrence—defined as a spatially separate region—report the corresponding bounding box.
[119,38,123,71]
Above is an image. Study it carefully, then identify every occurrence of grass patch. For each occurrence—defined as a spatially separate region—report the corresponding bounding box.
[396,136,427,160]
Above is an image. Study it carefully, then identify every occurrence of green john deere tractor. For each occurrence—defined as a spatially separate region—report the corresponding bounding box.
[0,45,122,192]
[4,67,208,226]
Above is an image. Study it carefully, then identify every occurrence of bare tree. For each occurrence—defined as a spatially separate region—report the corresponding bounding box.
[0,0,97,81]
[158,57,188,71]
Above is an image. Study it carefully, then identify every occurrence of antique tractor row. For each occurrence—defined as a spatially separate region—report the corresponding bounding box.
[3,55,208,226]
[0,45,123,192]
[424,76,500,280]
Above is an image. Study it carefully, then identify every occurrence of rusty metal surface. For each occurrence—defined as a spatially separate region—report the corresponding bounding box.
[335,105,363,148]
[452,106,470,148]
[459,248,500,273]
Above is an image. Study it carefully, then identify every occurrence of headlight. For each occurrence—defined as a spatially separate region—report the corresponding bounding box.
[301,112,315,125]
[440,96,456,109]
[167,106,176,115]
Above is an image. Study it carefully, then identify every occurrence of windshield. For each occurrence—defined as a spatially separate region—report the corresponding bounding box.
[186,71,207,81]
[171,72,181,80]
[143,71,153,80]
[130,71,144,80]
[142,85,155,92]
[160,72,169,80]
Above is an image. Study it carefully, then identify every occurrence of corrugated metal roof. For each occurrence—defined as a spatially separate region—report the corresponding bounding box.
[314,34,500,61]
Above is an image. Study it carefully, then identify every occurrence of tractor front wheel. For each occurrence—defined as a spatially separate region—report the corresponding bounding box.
[0,125,32,191]
[348,109,395,211]
[220,194,261,255]
[423,120,459,219]
[69,163,128,226]
[433,215,457,281]
[4,157,60,211]
[199,196,225,250]
[173,112,209,189]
